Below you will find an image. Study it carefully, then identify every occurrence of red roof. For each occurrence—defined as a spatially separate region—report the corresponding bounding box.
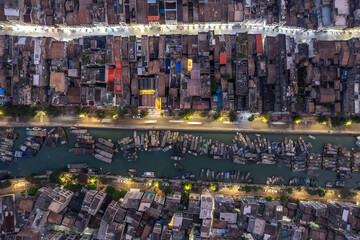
[114,69,122,79]
[108,69,114,82]
[115,84,121,94]
[256,34,263,53]
[220,54,227,65]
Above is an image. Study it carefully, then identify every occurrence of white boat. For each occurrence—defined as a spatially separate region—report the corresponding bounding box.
[142,172,155,178]
[308,135,316,140]
[356,136,360,141]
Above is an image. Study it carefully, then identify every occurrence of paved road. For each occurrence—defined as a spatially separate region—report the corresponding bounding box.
[1,21,359,43]
[0,114,359,135]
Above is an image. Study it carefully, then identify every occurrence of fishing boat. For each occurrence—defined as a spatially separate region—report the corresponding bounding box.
[174,163,184,172]
[142,172,155,178]
[128,169,137,173]
[308,135,316,140]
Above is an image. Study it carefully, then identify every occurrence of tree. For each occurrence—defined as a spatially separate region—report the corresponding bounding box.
[49,169,63,184]
[291,113,302,124]
[229,110,238,123]
[211,78,219,94]
[213,111,223,121]
[261,113,269,123]
[140,109,149,118]
[25,175,40,184]
[317,115,329,124]
[163,187,173,196]
[244,185,252,193]
[130,179,136,183]
[183,182,192,191]
[64,184,82,192]
[45,105,63,117]
[253,186,263,191]
[143,179,149,184]
[228,185,234,190]
[160,112,164,117]
[98,177,113,184]
[265,196,273,201]
[330,115,350,127]
[75,107,87,117]
[130,108,138,117]
[286,188,293,194]
[181,191,190,208]
[179,110,195,120]
[96,109,106,121]
[350,114,360,124]
[117,108,128,118]
[338,188,356,199]
[105,186,115,195]
[27,187,39,196]
[279,193,287,203]
[317,189,326,197]
[112,190,127,201]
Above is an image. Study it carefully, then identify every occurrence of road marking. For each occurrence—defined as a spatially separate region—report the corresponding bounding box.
[187,122,202,125]
[169,120,184,123]
[144,120,157,123]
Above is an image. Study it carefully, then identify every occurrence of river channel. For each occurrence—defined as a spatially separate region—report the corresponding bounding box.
[0,128,359,187]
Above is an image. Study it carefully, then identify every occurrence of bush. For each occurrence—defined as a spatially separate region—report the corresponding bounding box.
[27,187,39,196]
[0,180,11,188]
[228,185,234,190]
[229,110,238,123]
[244,185,252,193]
[179,110,195,120]
[140,109,149,118]
[160,112,164,117]
[95,109,106,121]
[86,184,97,190]
[198,113,203,118]
[265,195,273,201]
[247,114,255,122]
[130,179,136,183]
[64,184,82,192]
[286,188,293,194]
[350,114,360,124]
[163,187,173,196]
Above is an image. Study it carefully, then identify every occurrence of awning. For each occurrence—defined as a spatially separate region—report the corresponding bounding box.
[108,69,114,82]
[220,54,227,65]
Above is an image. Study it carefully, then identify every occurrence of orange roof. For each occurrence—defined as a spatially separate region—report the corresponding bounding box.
[115,61,122,69]
[148,16,159,21]
[220,54,227,65]
[256,34,263,53]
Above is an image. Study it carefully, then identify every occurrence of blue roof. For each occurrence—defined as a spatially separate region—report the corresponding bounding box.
[0,88,5,96]
[175,62,181,72]
[176,46,183,49]
[165,59,171,74]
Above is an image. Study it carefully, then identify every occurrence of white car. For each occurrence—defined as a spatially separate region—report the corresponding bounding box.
[162,182,169,186]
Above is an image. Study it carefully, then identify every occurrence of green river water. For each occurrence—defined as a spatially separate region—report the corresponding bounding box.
[0,128,359,187]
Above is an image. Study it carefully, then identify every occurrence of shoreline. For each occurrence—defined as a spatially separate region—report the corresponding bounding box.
[1,121,360,135]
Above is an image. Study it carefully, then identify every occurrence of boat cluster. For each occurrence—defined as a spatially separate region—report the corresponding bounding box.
[200,169,253,183]
[69,128,117,163]
[0,128,18,162]
[14,127,67,159]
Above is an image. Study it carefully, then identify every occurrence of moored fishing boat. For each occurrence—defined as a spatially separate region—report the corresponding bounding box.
[174,163,184,172]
